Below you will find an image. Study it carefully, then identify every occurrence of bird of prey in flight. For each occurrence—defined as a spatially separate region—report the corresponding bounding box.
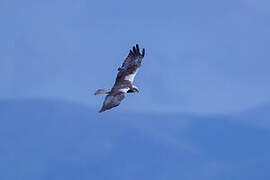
[94,44,145,112]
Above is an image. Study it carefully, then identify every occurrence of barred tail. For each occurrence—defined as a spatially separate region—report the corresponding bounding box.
[94,89,111,95]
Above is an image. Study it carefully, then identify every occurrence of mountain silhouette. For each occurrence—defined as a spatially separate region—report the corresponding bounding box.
[1,98,270,180]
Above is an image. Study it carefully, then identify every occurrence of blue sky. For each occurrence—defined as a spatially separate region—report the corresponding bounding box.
[0,0,270,114]
[1,1,270,179]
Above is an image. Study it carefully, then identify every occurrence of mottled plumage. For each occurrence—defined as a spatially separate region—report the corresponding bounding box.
[94,44,145,112]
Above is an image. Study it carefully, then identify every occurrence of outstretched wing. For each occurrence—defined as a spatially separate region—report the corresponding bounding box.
[99,92,125,113]
[114,44,145,85]
[119,44,145,71]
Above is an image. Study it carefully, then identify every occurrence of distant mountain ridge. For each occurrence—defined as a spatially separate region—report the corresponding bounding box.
[0,98,270,180]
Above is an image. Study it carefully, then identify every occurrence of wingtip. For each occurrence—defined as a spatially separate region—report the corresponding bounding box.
[133,46,136,54]
[99,109,105,113]
[136,44,140,54]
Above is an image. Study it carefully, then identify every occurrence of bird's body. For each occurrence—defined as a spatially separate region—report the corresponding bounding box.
[94,44,145,112]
